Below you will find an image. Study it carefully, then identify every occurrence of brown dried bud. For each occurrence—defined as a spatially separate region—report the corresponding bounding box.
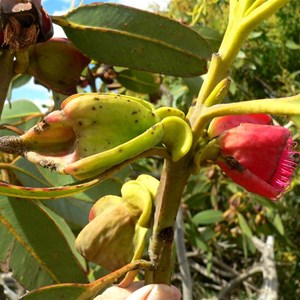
[1,0,53,51]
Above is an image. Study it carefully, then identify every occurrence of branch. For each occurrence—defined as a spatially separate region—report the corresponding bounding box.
[253,236,278,300]
[174,206,193,300]
[190,261,225,287]
[217,264,263,299]
[218,235,278,300]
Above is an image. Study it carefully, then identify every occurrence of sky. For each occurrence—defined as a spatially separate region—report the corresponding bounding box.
[11,0,170,108]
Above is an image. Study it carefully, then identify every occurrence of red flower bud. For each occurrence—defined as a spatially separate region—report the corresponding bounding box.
[215,122,298,199]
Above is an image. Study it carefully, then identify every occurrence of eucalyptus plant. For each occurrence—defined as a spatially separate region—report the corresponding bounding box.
[0,0,299,299]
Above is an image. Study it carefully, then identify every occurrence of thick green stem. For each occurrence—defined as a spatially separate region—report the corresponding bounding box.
[202,94,300,120]
[190,94,300,138]
[149,158,191,284]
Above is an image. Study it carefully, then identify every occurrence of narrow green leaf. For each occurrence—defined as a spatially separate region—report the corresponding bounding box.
[192,209,224,225]
[185,222,208,251]
[0,196,87,290]
[237,213,256,255]
[237,213,252,239]
[52,3,211,77]
[0,178,101,199]
[272,213,285,236]
[12,157,122,227]
[117,70,160,94]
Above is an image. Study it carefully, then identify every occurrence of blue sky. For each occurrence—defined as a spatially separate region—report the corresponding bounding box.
[11,0,170,109]
[43,0,115,15]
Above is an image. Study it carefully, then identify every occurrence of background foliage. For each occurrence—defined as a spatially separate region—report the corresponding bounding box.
[164,0,300,298]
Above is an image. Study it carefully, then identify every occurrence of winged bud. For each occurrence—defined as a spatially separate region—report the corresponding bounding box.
[0,93,192,179]
[76,175,159,271]
[209,115,299,199]
[0,0,53,50]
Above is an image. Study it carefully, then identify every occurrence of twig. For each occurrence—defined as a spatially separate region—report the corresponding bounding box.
[190,261,225,286]
[217,264,263,300]
[0,272,25,300]
[175,206,193,300]
[218,235,278,300]
[253,236,278,300]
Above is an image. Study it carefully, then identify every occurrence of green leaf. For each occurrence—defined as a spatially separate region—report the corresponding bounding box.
[12,157,122,227]
[266,211,285,236]
[290,115,300,127]
[52,3,211,77]
[1,100,42,133]
[237,213,252,239]
[185,222,208,251]
[20,284,89,300]
[192,209,223,225]
[193,25,222,52]
[117,69,160,94]
[0,177,101,200]
[0,196,87,290]
[11,74,32,89]
[237,213,256,255]
[273,213,285,236]
[254,195,277,209]
[285,40,300,50]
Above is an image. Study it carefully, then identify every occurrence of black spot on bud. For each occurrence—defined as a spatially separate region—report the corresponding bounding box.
[225,156,245,172]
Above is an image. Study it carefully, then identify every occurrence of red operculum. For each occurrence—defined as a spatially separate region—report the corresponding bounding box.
[208,114,272,138]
